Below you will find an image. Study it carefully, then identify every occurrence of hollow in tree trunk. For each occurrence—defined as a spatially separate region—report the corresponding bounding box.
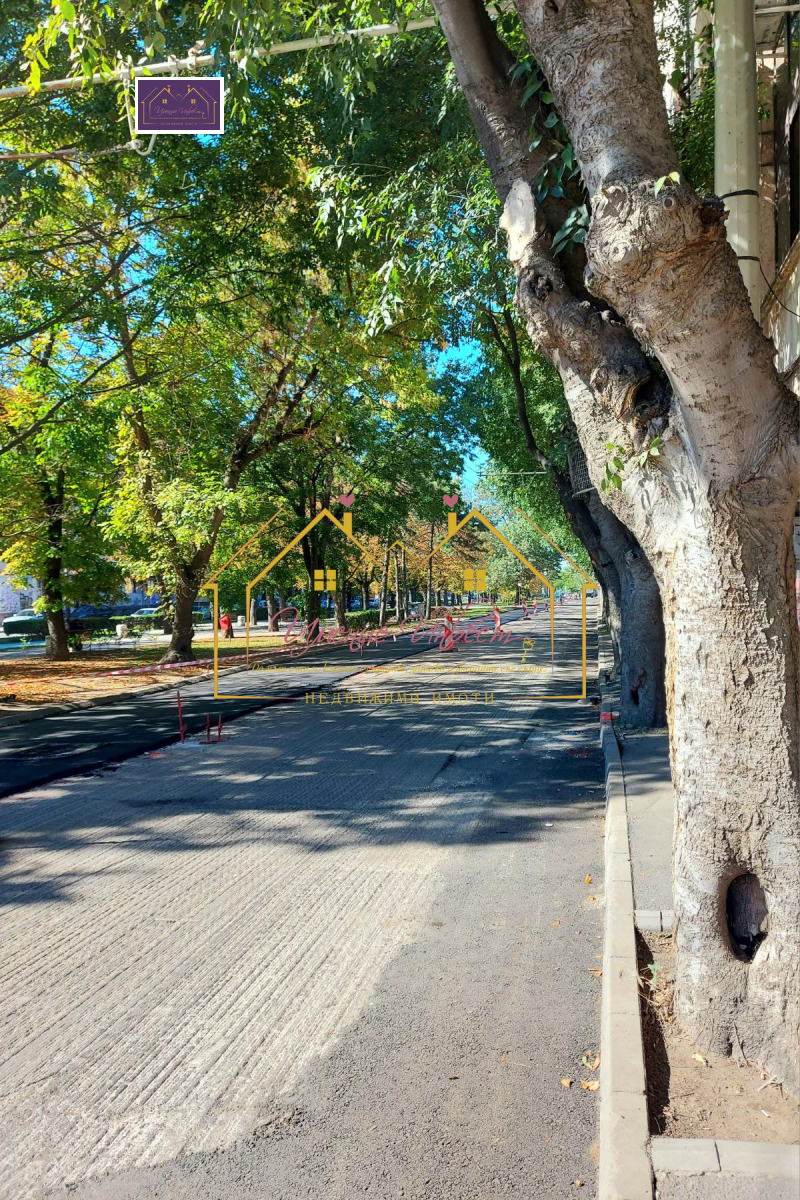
[659,514,800,1084]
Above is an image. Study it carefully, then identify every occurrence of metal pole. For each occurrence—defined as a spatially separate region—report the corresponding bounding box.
[714,0,762,314]
[0,18,438,101]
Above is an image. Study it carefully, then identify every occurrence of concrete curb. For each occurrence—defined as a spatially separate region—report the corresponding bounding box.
[599,698,653,1200]
[635,910,674,934]
[651,1137,800,1179]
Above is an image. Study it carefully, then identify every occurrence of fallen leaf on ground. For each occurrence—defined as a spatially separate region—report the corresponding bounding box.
[561,1078,573,1088]
[692,1053,709,1066]
[550,920,560,926]
[581,1053,601,1070]
[584,875,592,884]
[587,895,596,901]
[588,968,602,978]
[580,1080,600,1091]
[448,1076,459,1081]
[574,1182,585,1189]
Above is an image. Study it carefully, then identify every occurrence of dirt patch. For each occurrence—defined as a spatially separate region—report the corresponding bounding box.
[0,637,286,706]
[638,931,800,1142]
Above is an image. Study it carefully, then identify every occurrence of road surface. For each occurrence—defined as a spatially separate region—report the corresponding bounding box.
[0,604,605,1198]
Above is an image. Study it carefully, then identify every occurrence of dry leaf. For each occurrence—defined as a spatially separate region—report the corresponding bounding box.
[550,920,560,927]
[588,968,602,978]
[692,1053,709,1066]
[584,875,592,884]
[582,1053,601,1070]
[574,1182,585,1189]
[448,1075,459,1080]
[561,1078,573,1088]
[581,1080,600,1091]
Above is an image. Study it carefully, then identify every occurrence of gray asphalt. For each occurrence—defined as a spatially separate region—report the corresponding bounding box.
[2,606,604,1199]
[0,610,531,798]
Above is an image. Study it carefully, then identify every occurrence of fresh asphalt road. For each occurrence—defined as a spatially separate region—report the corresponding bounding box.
[1,605,605,1199]
[0,609,539,798]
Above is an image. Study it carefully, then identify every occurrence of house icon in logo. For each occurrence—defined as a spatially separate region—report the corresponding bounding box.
[201,500,596,701]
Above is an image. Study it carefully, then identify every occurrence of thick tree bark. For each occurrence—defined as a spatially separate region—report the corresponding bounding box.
[434,0,800,1086]
[163,570,200,663]
[488,299,665,720]
[584,491,666,727]
[266,591,277,631]
[249,595,258,626]
[665,513,800,1078]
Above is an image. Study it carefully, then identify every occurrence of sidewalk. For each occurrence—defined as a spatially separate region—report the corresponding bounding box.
[617,728,673,923]
[601,680,800,1200]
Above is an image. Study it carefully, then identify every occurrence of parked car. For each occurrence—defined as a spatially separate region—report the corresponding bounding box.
[1,607,48,637]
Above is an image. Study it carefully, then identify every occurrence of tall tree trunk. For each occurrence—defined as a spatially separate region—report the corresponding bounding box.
[276,586,286,624]
[249,595,258,626]
[378,541,390,626]
[334,588,347,629]
[392,548,402,622]
[361,577,370,611]
[425,521,435,618]
[267,591,277,631]
[434,0,800,1086]
[39,469,69,661]
[585,492,666,728]
[162,569,200,663]
[401,546,409,616]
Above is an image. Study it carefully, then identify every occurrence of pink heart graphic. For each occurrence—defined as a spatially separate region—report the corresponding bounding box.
[338,493,355,508]
[442,494,458,508]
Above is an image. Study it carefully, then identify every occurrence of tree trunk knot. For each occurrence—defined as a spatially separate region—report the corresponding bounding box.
[584,179,724,305]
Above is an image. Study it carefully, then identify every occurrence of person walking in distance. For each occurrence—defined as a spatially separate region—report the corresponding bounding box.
[219,612,234,640]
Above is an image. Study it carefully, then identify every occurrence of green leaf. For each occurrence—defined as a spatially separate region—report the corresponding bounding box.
[541,91,554,104]
[544,111,559,128]
[59,0,76,20]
